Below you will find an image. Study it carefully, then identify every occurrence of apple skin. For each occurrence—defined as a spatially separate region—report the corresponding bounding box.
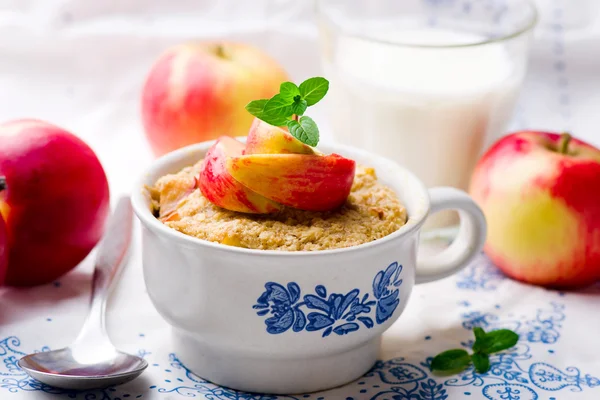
[244,119,315,155]
[198,136,281,214]
[0,119,110,286]
[0,213,7,286]
[142,41,289,157]
[226,153,356,212]
[469,131,600,288]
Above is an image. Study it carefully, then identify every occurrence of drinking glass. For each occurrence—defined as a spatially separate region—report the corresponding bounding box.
[316,0,537,232]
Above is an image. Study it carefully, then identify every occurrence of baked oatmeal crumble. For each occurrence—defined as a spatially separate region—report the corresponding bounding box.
[149,160,407,251]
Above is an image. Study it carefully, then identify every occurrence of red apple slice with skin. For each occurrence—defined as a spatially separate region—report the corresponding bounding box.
[199,136,281,213]
[226,153,356,211]
[244,119,317,155]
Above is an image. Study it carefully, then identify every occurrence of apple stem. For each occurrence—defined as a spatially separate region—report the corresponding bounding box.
[559,132,572,154]
[293,114,299,122]
[215,45,226,59]
[0,176,6,192]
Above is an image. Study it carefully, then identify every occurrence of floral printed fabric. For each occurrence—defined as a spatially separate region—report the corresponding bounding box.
[2,251,600,400]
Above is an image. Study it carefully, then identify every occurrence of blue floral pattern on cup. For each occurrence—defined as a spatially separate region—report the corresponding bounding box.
[372,261,404,324]
[253,262,403,337]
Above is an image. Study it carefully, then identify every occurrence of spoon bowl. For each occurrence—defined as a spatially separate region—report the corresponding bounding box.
[19,348,147,390]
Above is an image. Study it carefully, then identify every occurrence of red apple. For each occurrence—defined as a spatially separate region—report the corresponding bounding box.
[226,153,356,212]
[0,119,110,286]
[0,213,7,286]
[142,41,289,156]
[469,131,600,288]
[198,136,281,214]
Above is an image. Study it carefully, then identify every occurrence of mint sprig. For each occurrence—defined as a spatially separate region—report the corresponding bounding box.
[430,328,519,375]
[245,77,329,147]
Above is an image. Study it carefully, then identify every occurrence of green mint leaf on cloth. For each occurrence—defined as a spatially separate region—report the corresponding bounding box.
[264,94,294,118]
[286,116,319,146]
[432,328,519,376]
[472,327,489,353]
[473,327,486,342]
[299,77,329,106]
[279,82,300,101]
[474,329,519,354]
[430,349,471,375]
[472,352,491,374]
[291,98,308,116]
[245,99,289,126]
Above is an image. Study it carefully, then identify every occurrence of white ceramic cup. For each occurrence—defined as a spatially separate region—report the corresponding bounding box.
[131,140,487,394]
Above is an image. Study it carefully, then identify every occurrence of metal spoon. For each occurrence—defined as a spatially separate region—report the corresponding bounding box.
[18,196,148,390]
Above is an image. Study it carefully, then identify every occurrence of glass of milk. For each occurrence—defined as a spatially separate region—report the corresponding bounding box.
[316,0,538,232]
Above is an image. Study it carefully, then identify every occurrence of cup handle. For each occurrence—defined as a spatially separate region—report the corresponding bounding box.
[415,187,487,284]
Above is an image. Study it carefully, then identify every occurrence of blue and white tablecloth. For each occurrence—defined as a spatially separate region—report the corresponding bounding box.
[1,0,600,399]
[2,250,600,400]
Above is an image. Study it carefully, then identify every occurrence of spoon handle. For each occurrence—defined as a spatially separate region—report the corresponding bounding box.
[73,196,134,348]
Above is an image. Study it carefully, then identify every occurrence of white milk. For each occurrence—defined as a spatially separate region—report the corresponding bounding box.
[323,29,522,226]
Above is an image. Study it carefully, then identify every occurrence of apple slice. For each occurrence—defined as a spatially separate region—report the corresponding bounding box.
[226,153,356,211]
[244,119,316,155]
[198,136,281,213]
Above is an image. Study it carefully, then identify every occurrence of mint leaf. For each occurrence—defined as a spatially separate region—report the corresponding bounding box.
[279,82,300,101]
[472,353,490,373]
[299,77,329,106]
[430,327,519,377]
[291,99,308,116]
[264,94,294,118]
[245,99,269,116]
[472,327,488,353]
[473,327,486,342]
[286,116,319,146]
[245,99,289,126]
[430,349,471,375]
[475,329,519,354]
[260,115,291,127]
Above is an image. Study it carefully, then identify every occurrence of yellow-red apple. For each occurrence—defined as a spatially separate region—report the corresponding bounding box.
[0,213,6,286]
[244,119,315,155]
[469,131,600,288]
[142,41,289,157]
[0,120,110,286]
[226,153,356,211]
[198,136,281,213]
